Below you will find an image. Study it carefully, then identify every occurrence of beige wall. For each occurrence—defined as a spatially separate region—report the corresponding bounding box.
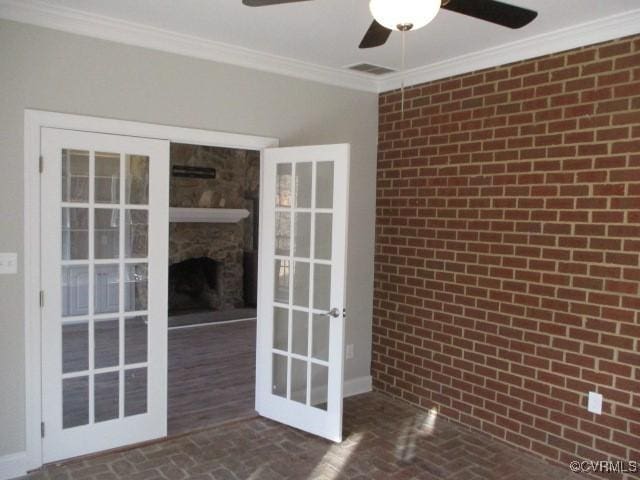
[0,19,378,456]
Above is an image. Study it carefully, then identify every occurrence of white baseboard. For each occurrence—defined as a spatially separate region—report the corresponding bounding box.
[344,375,372,398]
[0,452,30,480]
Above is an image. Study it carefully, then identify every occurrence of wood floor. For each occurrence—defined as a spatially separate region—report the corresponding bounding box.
[168,308,257,328]
[168,319,257,435]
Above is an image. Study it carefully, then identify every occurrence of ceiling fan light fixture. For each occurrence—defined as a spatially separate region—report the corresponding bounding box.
[369,0,441,32]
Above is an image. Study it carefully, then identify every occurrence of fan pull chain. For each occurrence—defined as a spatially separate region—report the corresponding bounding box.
[401,29,406,118]
[400,29,408,164]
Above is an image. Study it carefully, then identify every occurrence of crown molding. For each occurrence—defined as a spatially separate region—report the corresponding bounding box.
[377,8,640,92]
[0,0,379,93]
[2,1,639,95]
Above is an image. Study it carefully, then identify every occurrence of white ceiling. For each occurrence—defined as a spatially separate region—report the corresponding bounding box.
[2,0,640,92]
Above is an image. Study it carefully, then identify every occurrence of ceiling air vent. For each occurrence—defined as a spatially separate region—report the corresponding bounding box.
[347,63,396,75]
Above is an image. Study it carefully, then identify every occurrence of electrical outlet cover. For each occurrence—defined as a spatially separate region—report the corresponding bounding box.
[588,392,603,415]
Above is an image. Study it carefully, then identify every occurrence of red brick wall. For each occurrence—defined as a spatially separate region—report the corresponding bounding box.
[373,35,640,472]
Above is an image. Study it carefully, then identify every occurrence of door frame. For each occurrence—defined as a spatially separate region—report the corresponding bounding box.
[23,109,278,472]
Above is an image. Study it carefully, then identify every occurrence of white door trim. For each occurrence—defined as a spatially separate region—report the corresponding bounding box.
[23,109,278,474]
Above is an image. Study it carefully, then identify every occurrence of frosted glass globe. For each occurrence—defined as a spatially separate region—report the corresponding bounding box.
[369,0,441,31]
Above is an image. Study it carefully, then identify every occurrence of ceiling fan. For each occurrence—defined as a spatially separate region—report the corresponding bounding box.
[242,0,538,49]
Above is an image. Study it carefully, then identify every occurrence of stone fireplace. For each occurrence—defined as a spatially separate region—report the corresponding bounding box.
[169,143,259,315]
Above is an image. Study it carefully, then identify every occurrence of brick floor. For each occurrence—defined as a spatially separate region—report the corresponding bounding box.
[21,392,580,480]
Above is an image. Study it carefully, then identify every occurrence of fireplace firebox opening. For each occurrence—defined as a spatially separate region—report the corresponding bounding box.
[168,257,223,315]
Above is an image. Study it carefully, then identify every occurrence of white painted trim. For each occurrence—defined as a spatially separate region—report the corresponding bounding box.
[343,375,372,398]
[169,207,250,224]
[1,1,639,94]
[0,452,31,480]
[23,109,279,474]
[378,8,640,92]
[24,110,279,151]
[23,110,43,477]
[0,0,377,93]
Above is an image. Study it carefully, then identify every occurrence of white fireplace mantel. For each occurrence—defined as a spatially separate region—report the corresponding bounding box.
[169,207,250,224]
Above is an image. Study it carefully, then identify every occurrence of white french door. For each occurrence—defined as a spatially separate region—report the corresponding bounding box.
[256,144,349,442]
[40,128,169,462]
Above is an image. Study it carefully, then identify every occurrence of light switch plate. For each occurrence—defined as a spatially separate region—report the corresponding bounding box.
[0,253,18,274]
[346,344,354,360]
[588,391,603,415]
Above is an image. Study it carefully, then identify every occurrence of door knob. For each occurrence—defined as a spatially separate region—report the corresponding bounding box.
[326,307,341,318]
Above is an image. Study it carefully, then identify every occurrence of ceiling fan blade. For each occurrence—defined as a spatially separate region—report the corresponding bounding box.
[242,0,311,6]
[359,20,392,49]
[442,0,537,29]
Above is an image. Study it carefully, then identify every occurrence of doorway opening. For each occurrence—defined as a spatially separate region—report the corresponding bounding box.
[167,143,260,435]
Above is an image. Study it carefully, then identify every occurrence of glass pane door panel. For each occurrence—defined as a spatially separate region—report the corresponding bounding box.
[290,359,307,404]
[313,265,331,311]
[94,319,119,369]
[125,210,148,258]
[94,209,120,259]
[125,264,148,312]
[314,213,332,260]
[62,208,89,260]
[124,368,147,417]
[125,155,149,205]
[274,260,290,303]
[125,316,148,364]
[294,213,311,258]
[94,372,119,423]
[272,354,287,398]
[94,152,120,204]
[292,262,310,307]
[275,213,291,256]
[62,322,89,374]
[273,307,288,351]
[62,266,89,317]
[276,163,292,207]
[311,364,329,411]
[316,162,334,209]
[295,163,312,208]
[63,376,89,429]
[61,149,89,203]
[59,146,152,435]
[95,265,119,314]
[291,310,309,356]
[269,153,339,413]
[311,314,329,362]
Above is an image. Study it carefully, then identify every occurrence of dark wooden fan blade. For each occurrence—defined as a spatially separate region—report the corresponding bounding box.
[359,20,392,49]
[242,0,311,6]
[442,0,537,29]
